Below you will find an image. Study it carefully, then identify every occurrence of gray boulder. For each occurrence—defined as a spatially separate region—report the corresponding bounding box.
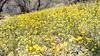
[2,0,21,15]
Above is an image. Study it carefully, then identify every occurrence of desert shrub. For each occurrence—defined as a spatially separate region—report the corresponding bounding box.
[0,2,100,56]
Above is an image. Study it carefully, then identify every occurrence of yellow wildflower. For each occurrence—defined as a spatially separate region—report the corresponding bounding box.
[74,36,83,41]
[33,44,46,53]
[28,46,33,51]
[45,37,51,41]
[79,51,84,56]
[91,48,95,52]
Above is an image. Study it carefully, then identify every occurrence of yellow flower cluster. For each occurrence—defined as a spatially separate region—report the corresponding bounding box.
[0,2,100,56]
[27,44,46,55]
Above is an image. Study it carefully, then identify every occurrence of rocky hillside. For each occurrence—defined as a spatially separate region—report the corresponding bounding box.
[0,2,100,56]
[0,0,93,15]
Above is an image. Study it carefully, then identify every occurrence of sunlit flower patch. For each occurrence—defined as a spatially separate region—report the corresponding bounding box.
[0,2,100,56]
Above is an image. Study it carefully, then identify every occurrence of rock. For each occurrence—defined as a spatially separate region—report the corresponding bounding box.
[2,0,21,15]
[0,48,5,56]
[0,0,90,15]
[15,0,39,12]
